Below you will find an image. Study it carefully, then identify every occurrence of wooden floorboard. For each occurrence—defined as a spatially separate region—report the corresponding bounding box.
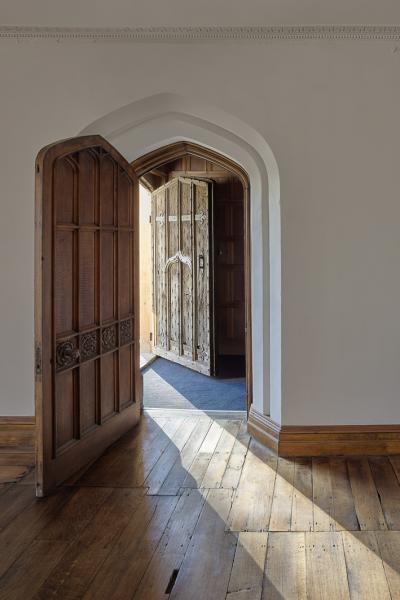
[169,488,237,600]
[263,532,306,600]
[1,414,400,598]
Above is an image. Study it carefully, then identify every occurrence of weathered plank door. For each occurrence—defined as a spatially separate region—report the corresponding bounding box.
[35,135,141,497]
[152,177,214,375]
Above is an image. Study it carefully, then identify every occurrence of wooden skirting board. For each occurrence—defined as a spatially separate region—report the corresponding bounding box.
[248,406,400,456]
[0,417,35,466]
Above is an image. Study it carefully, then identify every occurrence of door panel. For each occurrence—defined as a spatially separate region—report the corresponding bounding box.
[214,179,246,356]
[35,135,141,497]
[152,177,213,374]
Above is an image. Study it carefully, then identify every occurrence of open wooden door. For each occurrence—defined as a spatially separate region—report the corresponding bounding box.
[35,135,141,497]
[151,177,214,375]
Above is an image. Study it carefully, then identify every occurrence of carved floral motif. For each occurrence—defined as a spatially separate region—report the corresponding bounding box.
[102,325,117,352]
[120,319,133,345]
[56,339,79,370]
[80,331,99,361]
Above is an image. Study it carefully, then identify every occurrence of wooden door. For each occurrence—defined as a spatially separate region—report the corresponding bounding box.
[152,177,213,375]
[214,178,246,356]
[35,135,141,497]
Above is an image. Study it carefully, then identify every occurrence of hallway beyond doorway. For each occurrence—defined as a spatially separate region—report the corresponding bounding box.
[143,357,246,411]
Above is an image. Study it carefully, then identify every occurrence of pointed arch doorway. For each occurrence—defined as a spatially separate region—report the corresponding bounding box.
[132,142,252,410]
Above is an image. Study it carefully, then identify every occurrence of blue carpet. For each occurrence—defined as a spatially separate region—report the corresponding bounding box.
[143,357,246,410]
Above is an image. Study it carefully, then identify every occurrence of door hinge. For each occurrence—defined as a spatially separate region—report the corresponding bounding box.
[35,344,42,379]
[149,215,152,224]
[149,332,153,342]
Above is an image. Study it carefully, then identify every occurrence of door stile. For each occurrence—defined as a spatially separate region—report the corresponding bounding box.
[209,183,216,376]
[133,177,141,411]
[165,186,170,353]
[190,181,196,363]
[94,153,102,427]
[115,165,120,415]
[177,178,183,357]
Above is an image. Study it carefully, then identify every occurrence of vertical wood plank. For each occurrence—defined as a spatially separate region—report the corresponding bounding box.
[228,440,277,532]
[170,489,236,600]
[305,532,350,600]
[158,418,212,495]
[181,420,224,488]
[291,458,313,532]
[200,420,241,488]
[269,458,295,532]
[221,420,250,490]
[262,532,306,600]
[330,458,359,531]
[144,417,197,494]
[312,457,334,532]
[227,532,268,600]
[133,489,206,599]
[342,531,391,599]
[83,495,178,600]
[348,459,387,530]
[369,457,400,529]
[375,531,400,598]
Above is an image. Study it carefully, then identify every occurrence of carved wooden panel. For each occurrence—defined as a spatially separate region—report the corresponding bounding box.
[152,177,213,374]
[214,178,245,355]
[35,135,140,496]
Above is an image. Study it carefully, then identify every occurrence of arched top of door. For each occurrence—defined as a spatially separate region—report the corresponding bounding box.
[131,141,250,190]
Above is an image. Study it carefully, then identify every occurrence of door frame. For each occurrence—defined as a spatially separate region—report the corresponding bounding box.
[132,142,252,411]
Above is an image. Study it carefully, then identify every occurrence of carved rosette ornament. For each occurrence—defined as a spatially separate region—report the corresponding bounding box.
[80,331,99,361]
[56,339,79,370]
[120,319,133,345]
[102,325,117,352]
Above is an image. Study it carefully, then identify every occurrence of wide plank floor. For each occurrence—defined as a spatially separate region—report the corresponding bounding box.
[1,411,400,598]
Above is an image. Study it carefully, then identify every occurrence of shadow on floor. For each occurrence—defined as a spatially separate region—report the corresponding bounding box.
[143,357,246,410]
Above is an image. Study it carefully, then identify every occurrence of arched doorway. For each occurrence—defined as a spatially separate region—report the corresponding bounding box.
[35,95,281,495]
[132,142,252,411]
[80,93,281,425]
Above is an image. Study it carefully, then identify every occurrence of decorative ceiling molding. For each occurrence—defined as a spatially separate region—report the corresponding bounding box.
[0,25,400,42]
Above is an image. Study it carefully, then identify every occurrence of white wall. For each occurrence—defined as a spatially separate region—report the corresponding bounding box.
[1,0,400,26]
[0,36,400,425]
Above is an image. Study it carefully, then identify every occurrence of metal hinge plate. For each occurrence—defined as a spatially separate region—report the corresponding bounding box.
[35,344,42,378]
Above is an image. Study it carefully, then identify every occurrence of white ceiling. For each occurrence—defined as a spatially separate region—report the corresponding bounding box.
[1,0,399,27]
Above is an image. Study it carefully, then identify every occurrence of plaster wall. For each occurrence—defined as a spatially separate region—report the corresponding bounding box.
[0,38,399,425]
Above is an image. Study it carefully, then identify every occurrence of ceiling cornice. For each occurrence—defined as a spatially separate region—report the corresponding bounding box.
[0,25,400,42]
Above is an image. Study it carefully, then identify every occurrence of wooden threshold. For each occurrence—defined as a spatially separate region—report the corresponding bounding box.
[144,407,247,419]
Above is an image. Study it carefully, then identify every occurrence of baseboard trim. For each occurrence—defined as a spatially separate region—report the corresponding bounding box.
[0,417,36,466]
[247,406,280,452]
[248,406,400,456]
